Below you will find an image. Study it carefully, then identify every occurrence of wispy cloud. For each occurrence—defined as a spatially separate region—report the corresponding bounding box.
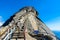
[0,16,4,26]
[0,22,3,26]
[45,17,60,31]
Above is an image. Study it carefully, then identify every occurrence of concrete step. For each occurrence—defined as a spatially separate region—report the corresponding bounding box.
[10,39,24,40]
[10,32,24,39]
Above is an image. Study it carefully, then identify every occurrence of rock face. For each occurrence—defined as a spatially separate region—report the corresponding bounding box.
[0,7,58,40]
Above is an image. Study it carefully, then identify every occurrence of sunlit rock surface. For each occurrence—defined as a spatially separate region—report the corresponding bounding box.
[0,7,59,40]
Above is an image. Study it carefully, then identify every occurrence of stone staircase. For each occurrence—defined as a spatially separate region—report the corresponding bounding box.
[10,27,25,40]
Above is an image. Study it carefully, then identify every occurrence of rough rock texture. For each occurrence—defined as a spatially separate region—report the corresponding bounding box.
[0,7,58,40]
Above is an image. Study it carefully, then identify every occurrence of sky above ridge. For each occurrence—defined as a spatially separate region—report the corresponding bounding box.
[0,0,60,31]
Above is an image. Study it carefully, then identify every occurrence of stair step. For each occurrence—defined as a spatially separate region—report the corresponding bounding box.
[12,34,24,36]
[10,27,25,40]
[11,37,24,39]
[12,35,24,37]
[10,39,24,40]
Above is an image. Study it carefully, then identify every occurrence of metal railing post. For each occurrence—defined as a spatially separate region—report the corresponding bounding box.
[3,26,16,40]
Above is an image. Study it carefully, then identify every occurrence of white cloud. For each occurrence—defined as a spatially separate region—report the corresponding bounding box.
[0,22,3,26]
[45,17,60,31]
[0,16,4,26]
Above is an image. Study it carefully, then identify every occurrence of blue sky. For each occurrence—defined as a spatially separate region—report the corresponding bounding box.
[0,0,60,37]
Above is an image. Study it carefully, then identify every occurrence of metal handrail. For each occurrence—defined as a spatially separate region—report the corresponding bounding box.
[3,26,16,40]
